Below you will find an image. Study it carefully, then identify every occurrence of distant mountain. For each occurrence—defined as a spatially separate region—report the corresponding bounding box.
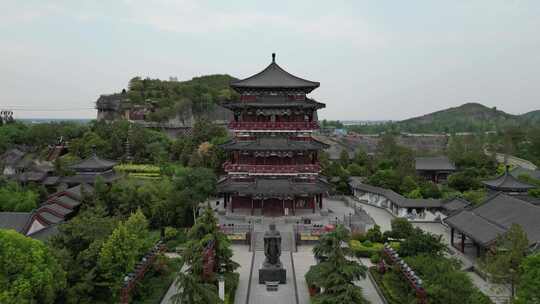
[396,103,533,133]
[520,110,540,124]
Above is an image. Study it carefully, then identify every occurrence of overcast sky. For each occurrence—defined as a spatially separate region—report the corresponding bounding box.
[1,0,539,120]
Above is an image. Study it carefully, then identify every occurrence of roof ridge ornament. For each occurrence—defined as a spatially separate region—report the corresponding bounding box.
[272,53,276,63]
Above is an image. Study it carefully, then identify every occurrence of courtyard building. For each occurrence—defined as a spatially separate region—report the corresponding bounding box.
[415,156,456,183]
[349,177,469,221]
[445,192,540,257]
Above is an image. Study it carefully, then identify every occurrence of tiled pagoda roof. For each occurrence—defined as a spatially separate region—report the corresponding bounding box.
[217,177,329,197]
[220,137,328,151]
[482,171,536,192]
[69,154,117,172]
[231,54,319,92]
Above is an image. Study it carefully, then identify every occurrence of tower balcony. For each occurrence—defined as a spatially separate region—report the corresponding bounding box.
[223,162,321,175]
[228,121,319,132]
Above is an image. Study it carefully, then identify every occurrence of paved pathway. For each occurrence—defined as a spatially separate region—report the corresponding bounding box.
[355,201,393,232]
[357,258,384,304]
[233,245,253,304]
[292,246,316,304]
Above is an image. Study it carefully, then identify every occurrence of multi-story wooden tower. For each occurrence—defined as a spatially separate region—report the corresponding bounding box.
[217,54,330,216]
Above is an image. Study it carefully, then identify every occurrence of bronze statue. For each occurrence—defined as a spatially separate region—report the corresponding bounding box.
[263,223,282,266]
[259,223,286,284]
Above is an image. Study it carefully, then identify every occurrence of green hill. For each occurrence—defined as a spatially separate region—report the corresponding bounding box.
[520,110,540,125]
[125,74,240,121]
[396,103,521,133]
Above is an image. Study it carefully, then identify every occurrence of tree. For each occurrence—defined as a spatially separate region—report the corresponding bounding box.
[172,271,221,304]
[389,218,414,240]
[482,224,529,298]
[367,169,401,192]
[398,227,445,257]
[352,149,369,167]
[97,210,152,296]
[339,149,350,167]
[186,207,239,274]
[419,181,441,199]
[173,207,238,304]
[366,224,383,243]
[448,171,482,192]
[346,163,367,177]
[0,181,38,212]
[306,225,368,304]
[400,176,418,194]
[0,229,66,304]
[173,167,216,225]
[462,189,487,205]
[405,254,485,304]
[516,253,540,304]
[49,206,117,303]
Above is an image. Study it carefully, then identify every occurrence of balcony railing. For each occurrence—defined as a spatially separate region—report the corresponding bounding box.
[223,162,321,174]
[229,121,319,131]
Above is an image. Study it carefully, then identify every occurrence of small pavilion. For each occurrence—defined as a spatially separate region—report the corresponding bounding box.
[482,168,536,194]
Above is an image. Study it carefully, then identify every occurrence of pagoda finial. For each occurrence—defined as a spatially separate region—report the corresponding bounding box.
[272,53,276,63]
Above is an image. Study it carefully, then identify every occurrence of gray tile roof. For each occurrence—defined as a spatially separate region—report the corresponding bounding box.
[348,178,444,208]
[222,97,325,110]
[28,225,59,241]
[445,193,540,246]
[39,212,63,224]
[220,137,328,151]
[0,148,25,166]
[69,155,117,171]
[415,156,456,171]
[0,212,31,232]
[482,171,536,192]
[231,55,319,92]
[442,197,471,212]
[43,203,72,216]
[54,196,81,208]
[64,183,94,199]
[59,170,120,184]
[218,177,329,197]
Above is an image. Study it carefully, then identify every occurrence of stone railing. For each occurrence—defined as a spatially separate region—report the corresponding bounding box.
[223,162,321,174]
[228,121,319,131]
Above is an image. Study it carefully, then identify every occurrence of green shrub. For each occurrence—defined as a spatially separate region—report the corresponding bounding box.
[351,232,366,242]
[362,240,373,247]
[224,272,239,304]
[350,240,383,258]
[164,227,178,240]
[370,253,380,264]
[366,224,383,243]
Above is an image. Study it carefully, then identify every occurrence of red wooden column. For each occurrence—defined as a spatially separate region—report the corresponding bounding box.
[251,198,254,215]
[461,233,465,253]
[312,197,316,213]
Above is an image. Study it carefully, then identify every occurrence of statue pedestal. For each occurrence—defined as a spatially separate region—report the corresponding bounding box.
[259,265,286,284]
